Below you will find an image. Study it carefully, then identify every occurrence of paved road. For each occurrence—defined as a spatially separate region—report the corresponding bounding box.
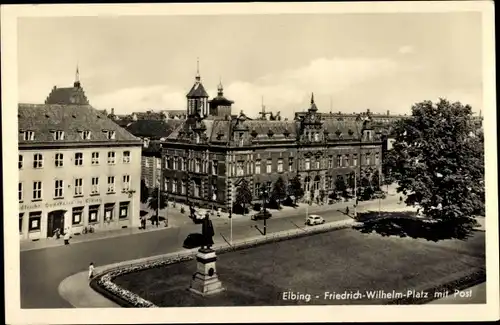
[20,196,401,308]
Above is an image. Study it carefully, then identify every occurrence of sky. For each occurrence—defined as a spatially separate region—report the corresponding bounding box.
[17,12,483,119]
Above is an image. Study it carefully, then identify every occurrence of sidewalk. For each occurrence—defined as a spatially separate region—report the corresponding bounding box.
[58,217,356,308]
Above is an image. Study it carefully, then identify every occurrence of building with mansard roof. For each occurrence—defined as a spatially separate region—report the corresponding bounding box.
[162,67,383,213]
[18,70,142,241]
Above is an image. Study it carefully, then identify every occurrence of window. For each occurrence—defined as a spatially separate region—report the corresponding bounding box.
[107,152,116,165]
[375,153,380,165]
[305,158,310,170]
[314,133,319,141]
[105,130,116,140]
[33,153,43,168]
[19,213,23,233]
[255,183,261,197]
[19,182,23,202]
[122,175,130,191]
[289,158,294,172]
[237,161,244,176]
[337,155,342,167]
[173,157,178,170]
[172,179,177,193]
[156,158,161,169]
[195,133,200,144]
[180,157,185,171]
[345,155,350,167]
[91,177,99,195]
[119,202,130,219]
[107,176,115,193]
[81,130,92,140]
[54,180,64,198]
[32,181,42,200]
[88,205,99,223]
[266,159,272,173]
[144,178,149,187]
[145,159,150,168]
[104,203,114,222]
[366,153,371,165]
[328,156,334,169]
[75,152,83,166]
[23,131,35,141]
[211,160,218,175]
[19,155,23,169]
[28,212,41,231]
[181,180,186,195]
[195,159,201,173]
[255,160,261,174]
[72,206,84,225]
[91,152,99,165]
[52,131,65,140]
[123,151,131,163]
[266,181,272,194]
[74,178,83,196]
[353,154,358,167]
[277,159,283,172]
[55,153,64,167]
[194,180,201,197]
[315,159,320,169]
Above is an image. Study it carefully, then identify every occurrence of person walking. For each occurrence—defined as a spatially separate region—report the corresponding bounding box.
[346,206,350,216]
[63,230,71,245]
[399,196,403,204]
[88,262,95,280]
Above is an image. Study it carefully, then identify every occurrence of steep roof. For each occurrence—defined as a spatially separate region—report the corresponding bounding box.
[187,82,209,98]
[18,104,140,145]
[125,119,184,139]
[45,86,89,105]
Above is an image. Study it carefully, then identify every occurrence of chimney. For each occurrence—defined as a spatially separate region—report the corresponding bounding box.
[111,108,115,115]
[387,110,390,116]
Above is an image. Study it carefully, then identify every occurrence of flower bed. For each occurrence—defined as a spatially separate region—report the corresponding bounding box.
[91,220,358,307]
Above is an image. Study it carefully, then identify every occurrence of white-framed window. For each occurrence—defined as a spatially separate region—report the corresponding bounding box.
[173,157,178,170]
[107,176,115,193]
[353,154,358,166]
[104,130,116,140]
[91,152,99,165]
[305,158,310,170]
[72,207,84,225]
[195,159,201,173]
[32,181,42,200]
[122,175,130,191]
[195,133,200,144]
[266,159,272,173]
[156,158,161,169]
[75,152,83,166]
[277,159,283,172]
[55,153,64,167]
[194,181,201,197]
[119,202,129,219]
[28,212,41,231]
[212,160,218,175]
[314,133,319,141]
[81,130,92,140]
[52,130,65,140]
[33,153,43,169]
[54,180,64,198]
[91,177,99,194]
[88,205,99,223]
[123,151,131,163]
[180,157,185,171]
[328,155,334,169]
[289,158,294,172]
[23,131,35,141]
[345,155,350,167]
[337,155,342,167]
[74,178,83,196]
[255,160,261,174]
[237,161,244,176]
[315,159,320,169]
[181,180,186,194]
[172,179,177,193]
[19,155,23,169]
[375,153,380,165]
[366,153,371,165]
[19,182,23,202]
[108,151,116,165]
[145,159,150,168]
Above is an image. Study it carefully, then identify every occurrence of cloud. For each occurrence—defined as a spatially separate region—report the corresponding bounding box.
[398,45,414,55]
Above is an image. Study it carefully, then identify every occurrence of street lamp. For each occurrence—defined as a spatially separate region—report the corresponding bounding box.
[260,185,268,236]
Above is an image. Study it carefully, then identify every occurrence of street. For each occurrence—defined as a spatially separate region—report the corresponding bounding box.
[20,195,402,308]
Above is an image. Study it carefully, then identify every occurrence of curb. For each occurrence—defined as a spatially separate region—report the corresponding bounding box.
[90,218,358,307]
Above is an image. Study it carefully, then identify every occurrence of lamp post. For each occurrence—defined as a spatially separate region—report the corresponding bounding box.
[158,143,162,226]
[260,185,268,236]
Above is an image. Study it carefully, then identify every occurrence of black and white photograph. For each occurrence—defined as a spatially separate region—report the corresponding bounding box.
[2,2,498,324]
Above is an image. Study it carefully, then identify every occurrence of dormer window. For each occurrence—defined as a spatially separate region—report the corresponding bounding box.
[23,131,35,141]
[103,130,116,140]
[81,131,92,140]
[52,131,65,140]
[267,129,274,138]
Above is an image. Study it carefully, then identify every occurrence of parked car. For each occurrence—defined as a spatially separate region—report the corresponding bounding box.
[306,215,325,226]
[251,210,272,221]
[183,233,204,249]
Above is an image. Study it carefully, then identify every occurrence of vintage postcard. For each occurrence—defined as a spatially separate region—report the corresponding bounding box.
[2,1,498,324]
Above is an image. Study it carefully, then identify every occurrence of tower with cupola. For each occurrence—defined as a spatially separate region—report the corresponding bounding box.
[186,59,209,118]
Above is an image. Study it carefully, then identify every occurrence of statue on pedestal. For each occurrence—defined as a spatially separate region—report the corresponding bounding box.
[201,214,215,250]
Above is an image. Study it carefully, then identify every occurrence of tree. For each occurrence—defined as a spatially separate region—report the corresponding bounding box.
[384,99,485,233]
[271,176,287,207]
[140,179,150,204]
[371,170,381,191]
[235,179,253,215]
[147,187,168,215]
[288,175,304,204]
[334,176,346,194]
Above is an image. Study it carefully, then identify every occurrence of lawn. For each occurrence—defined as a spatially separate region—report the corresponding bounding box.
[113,228,485,306]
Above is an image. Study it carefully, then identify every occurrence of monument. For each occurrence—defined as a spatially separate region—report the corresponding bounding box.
[189,214,225,296]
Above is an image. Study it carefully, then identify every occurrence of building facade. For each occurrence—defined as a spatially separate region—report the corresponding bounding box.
[18,77,142,241]
[162,71,383,212]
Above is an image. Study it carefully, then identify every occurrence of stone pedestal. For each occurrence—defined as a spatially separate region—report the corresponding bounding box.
[189,248,225,296]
